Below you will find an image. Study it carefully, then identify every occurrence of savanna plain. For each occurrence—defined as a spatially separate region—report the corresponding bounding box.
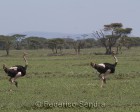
[0,47,140,112]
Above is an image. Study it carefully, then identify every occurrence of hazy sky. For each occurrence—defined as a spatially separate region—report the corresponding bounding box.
[0,0,140,36]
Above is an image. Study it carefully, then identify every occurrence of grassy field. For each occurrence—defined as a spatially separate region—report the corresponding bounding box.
[0,47,140,112]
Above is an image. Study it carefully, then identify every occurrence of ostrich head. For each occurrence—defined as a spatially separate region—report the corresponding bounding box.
[90,62,95,68]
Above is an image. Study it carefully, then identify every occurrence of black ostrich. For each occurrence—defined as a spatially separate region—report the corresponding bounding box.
[3,52,28,90]
[90,51,118,88]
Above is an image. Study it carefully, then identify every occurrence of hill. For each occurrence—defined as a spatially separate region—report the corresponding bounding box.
[21,31,93,39]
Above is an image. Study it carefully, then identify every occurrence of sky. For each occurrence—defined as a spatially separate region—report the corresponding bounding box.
[0,0,140,36]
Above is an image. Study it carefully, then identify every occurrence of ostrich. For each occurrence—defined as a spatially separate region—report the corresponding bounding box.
[3,52,28,89]
[90,51,118,88]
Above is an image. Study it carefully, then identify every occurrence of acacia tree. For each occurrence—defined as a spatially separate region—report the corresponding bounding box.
[93,23,132,54]
[12,34,26,50]
[115,28,132,53]
[63,38,80,54]
[48,38,64,53]
[67,39,85,54]
[0,35,15,55]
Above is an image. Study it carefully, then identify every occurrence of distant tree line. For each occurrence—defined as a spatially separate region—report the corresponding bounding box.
[0,23,140,55]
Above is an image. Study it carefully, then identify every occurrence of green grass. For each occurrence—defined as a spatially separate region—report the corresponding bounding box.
[0,47,140,112]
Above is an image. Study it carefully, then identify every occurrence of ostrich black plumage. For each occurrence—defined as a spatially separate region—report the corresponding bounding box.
[90,51,118,88]
[3,52,28,89]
